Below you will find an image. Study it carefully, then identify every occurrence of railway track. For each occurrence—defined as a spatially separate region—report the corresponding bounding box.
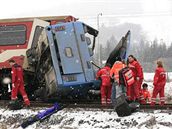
[140,104,172,110]
[1,100,172,111]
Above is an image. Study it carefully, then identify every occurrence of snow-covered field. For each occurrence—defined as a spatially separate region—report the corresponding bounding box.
[0,73,172,129]
[144,72,172,82]
[1,107,172,129]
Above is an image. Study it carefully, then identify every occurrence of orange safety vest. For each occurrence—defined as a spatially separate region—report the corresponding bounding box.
[110,61,125,83]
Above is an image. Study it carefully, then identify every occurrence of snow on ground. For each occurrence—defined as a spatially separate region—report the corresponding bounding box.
[1,107,172,129]
[144,72,172,82]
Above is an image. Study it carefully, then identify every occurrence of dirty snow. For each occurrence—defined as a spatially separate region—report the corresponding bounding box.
[1,107,172,129]
[0,73,172,129]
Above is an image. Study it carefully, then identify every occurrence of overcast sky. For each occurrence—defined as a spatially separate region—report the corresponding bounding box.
[0,0,172,44]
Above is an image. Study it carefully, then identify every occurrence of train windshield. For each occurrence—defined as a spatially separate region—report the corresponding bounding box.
[0,25,26,45]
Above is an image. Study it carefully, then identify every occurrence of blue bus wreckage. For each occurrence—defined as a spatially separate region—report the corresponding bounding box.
[32,21,101,100]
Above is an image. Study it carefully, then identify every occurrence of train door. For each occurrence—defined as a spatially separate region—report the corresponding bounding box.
[106,30,131,67]
[24,19,50,71]
[73,22,95,82]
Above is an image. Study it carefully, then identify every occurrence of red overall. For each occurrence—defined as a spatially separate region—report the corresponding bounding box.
[121,68,135,100]
[96,66,112,105]
[128,60,143,101]
[151,67,166,106]
[11,64,30,106]
[140,89,151,104]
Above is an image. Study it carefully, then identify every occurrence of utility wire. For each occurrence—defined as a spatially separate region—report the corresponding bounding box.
[79,12,172,19]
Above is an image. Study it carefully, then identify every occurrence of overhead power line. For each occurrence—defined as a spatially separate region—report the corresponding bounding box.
[79,12,172,19]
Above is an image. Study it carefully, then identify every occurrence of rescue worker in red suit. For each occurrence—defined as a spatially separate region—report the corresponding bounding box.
[96,64,112,106]
[9,59,30,106]
[151,60,166,106]
[127,55,144,102]
[140,83,151,104]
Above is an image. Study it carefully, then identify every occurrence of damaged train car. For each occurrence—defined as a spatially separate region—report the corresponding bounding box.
[28,20,100,100]
[0,15,130,101]
[0,16,100,100]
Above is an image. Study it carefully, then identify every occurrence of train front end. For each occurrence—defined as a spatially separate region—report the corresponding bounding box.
[45,21,100,99]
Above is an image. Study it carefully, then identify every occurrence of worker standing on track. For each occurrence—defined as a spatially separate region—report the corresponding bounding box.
[151,60,166,106]
[9,59,30,107]
[110,57,126,105]
[127,55,144,102]
[96,64,112,106]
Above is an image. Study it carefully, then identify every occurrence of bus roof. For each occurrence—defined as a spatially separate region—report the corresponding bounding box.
[0,15,77,23]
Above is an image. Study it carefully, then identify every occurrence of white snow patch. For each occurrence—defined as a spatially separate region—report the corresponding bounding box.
[0,107,172,129]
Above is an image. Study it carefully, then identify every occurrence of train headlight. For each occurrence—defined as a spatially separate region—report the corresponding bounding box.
[3,77,11,84]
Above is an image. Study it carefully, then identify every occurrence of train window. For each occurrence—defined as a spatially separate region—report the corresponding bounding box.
[31,26,44,48]
[65,47,73,57]
[83,25,88,33]
[87,61,91,69]
[86,37,91,45]
[0,25,26,45]
[88,47,93,56]
[80,34,85,41]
